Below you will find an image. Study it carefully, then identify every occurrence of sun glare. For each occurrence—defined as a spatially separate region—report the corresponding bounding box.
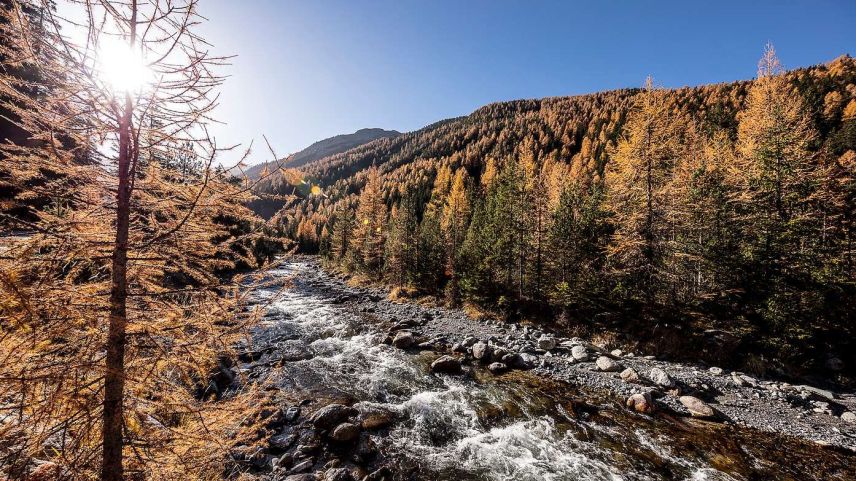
[96,37,153,93]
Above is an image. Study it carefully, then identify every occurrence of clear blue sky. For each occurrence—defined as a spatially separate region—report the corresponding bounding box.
[200,0,856,165]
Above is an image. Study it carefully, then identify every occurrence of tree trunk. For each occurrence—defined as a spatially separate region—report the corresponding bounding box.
[102,89,135,481]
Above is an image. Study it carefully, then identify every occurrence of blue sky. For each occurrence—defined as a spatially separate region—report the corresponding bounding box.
[200,0,855,165]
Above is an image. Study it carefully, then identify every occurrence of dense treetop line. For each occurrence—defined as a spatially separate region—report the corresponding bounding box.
[266,50,856,379]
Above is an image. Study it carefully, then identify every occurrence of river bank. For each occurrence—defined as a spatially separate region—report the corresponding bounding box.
[232,257,856,481]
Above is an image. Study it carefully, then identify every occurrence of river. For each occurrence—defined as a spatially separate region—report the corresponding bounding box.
[239,258,855,481]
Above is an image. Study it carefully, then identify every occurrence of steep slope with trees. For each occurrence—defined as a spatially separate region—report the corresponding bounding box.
[243,128,400,218]
[273,49,856,380]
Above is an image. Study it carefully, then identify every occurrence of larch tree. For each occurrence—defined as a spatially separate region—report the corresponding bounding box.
[605,77,684,302]
[733,43,822,328]
[670,128,739,303]
[0,1,270,479]
[385,193,418,288]
[352,166,386,272]
[440,168,471,302]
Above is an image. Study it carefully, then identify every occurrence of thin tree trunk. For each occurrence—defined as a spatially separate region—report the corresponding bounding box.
[102,93,133,481]
[103,5,137,479]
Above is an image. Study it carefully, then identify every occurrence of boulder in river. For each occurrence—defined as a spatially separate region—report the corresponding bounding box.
[330,422,360,442]
[595,356,621,372]
[431,355,463,374]
[488,362,508,374]
[708,367,723,376]
[571,345,589,361]
[268,340,313,364]
[310,404,358,430]
[357,406,398,430]
[841,411,856,423]
[392,331,415,349]
[679,396,715,418]
[649,367,675,388]
[626,392,655,414]
[472,341,491,361]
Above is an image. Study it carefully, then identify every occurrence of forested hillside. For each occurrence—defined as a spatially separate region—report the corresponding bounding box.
[269,49,856,379]
[243,128,400,218]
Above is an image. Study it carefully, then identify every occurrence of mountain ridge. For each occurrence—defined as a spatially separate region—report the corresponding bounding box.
[242,127,401,180]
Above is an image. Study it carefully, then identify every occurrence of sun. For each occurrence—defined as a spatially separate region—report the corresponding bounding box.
[96,37,153,93]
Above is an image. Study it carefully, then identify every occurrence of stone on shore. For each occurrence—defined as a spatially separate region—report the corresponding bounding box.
[596,356,620,372]
[392,331,415,349]
[679,395,715,418]
[620,368,640,382]
[325,468,355,481]
[626,392,655,414]
[472,341,491,361]
[571,345,589,361]
[310,404,358,430]
[330,422,360,442]
[649,367,675,388]
[537,335,557,351]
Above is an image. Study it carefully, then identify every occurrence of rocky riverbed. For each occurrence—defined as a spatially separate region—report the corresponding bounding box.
[229,257,856,481]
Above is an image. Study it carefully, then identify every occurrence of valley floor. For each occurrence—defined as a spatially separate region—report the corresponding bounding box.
[238,255,856,480]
